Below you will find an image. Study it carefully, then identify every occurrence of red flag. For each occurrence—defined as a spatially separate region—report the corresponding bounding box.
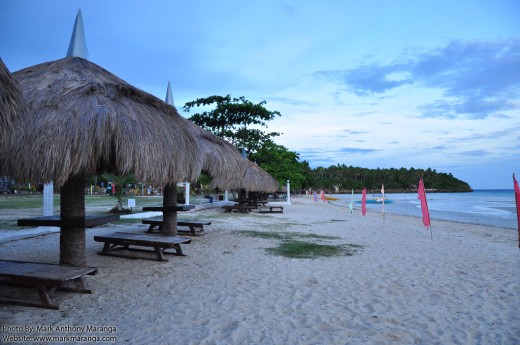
[513,174,520,249]
[362,188,367,216]
[418,178,430,229]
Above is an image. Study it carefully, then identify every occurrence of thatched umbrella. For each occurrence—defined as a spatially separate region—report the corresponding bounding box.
[161,81,247,230]
[4,57,205,266]
[0,58,26,171]
[9,57,204,185]
[210,159,279,193]
[164,82,247,181]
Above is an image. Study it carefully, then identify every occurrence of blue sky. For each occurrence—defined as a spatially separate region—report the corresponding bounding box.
[1,0,519,189]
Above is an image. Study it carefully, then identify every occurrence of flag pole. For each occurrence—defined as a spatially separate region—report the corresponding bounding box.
[349,188,354,214]
[513,174,520,250]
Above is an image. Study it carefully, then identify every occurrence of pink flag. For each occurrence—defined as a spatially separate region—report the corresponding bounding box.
[361,188,367,216]
[418,178,430,229]
[381,184,385,215]
[513,174,520,249]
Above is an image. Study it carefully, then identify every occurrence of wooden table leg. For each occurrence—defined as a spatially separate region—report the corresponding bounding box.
[36,286,59,310]
[101,242,111,255]
[173,244,184,256]
[154,246,166,261]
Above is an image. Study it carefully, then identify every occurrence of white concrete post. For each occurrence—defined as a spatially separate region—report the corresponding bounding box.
[286,180,291,205]
[185,182,190,205]
[43,181,53,216]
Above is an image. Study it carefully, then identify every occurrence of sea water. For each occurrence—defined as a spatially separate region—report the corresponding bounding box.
[329,190,517,229]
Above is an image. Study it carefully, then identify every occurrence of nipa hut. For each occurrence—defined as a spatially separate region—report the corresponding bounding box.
[4,56,208,266]
[210,159,279,193]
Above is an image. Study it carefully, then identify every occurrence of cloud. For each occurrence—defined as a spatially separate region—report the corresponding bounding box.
[316,39,520,119]
[297,147,380,168]
[317,63,413,96]
[458,149,490,156]
[447,125,520,143]
[340,129,369,135]
[338,147,379,154]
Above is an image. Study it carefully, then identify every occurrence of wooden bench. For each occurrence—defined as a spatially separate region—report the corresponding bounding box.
[221,205,256,213]
[17,214,120,228]
[93,232,191,261]
[0,260,97,310]
[142,218,211,236]
[247,200,268,207]
[258,206,284,213]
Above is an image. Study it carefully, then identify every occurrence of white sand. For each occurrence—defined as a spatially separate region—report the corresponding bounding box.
[1,197,519,344]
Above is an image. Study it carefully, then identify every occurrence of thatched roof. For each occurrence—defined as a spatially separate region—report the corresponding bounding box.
[5,57,204,187]
[187,124,248,179]
[210,159,279,193]
[0,58,26,148]
[163,83,247,180]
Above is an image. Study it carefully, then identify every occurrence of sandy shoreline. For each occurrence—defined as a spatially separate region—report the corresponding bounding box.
[1,197,519,344]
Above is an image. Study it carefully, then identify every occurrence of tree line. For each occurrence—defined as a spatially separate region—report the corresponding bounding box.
[309,165,472,193]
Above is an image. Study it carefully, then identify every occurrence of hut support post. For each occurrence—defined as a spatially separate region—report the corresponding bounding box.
[60,175,86,266]
[162,183,178,236]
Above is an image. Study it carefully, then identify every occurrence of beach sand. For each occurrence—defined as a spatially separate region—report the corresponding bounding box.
[1,197,519,344]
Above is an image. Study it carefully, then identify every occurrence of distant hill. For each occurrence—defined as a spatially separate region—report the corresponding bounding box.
[310,165,472,193]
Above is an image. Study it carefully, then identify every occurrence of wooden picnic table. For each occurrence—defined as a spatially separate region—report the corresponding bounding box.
[258,205,284,213]
[221,204,256,213]
[17,214,120,228]
[249,200,268,207]
[0,260,97,309]
[94,232,191,261]
[246,191,269,207]
[142,218,211,236]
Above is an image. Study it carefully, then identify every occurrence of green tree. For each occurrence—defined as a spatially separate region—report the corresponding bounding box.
[183,95,281,155]
[250,140,311,191]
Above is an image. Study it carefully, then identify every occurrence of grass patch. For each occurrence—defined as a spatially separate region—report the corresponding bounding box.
[266,241,354,259]
[238,230,362,259]
[0,219,17,227]
[0,194,166,210]
[0,194,58,209]
[239,230,340,241]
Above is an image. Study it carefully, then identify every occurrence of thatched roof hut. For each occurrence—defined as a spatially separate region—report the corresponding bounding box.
[0,58,26,170]
[187,124,248,179]
[163,82,246,180]
[210,159,279,193]
[6,57,203,187]
[4,57,211,266]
